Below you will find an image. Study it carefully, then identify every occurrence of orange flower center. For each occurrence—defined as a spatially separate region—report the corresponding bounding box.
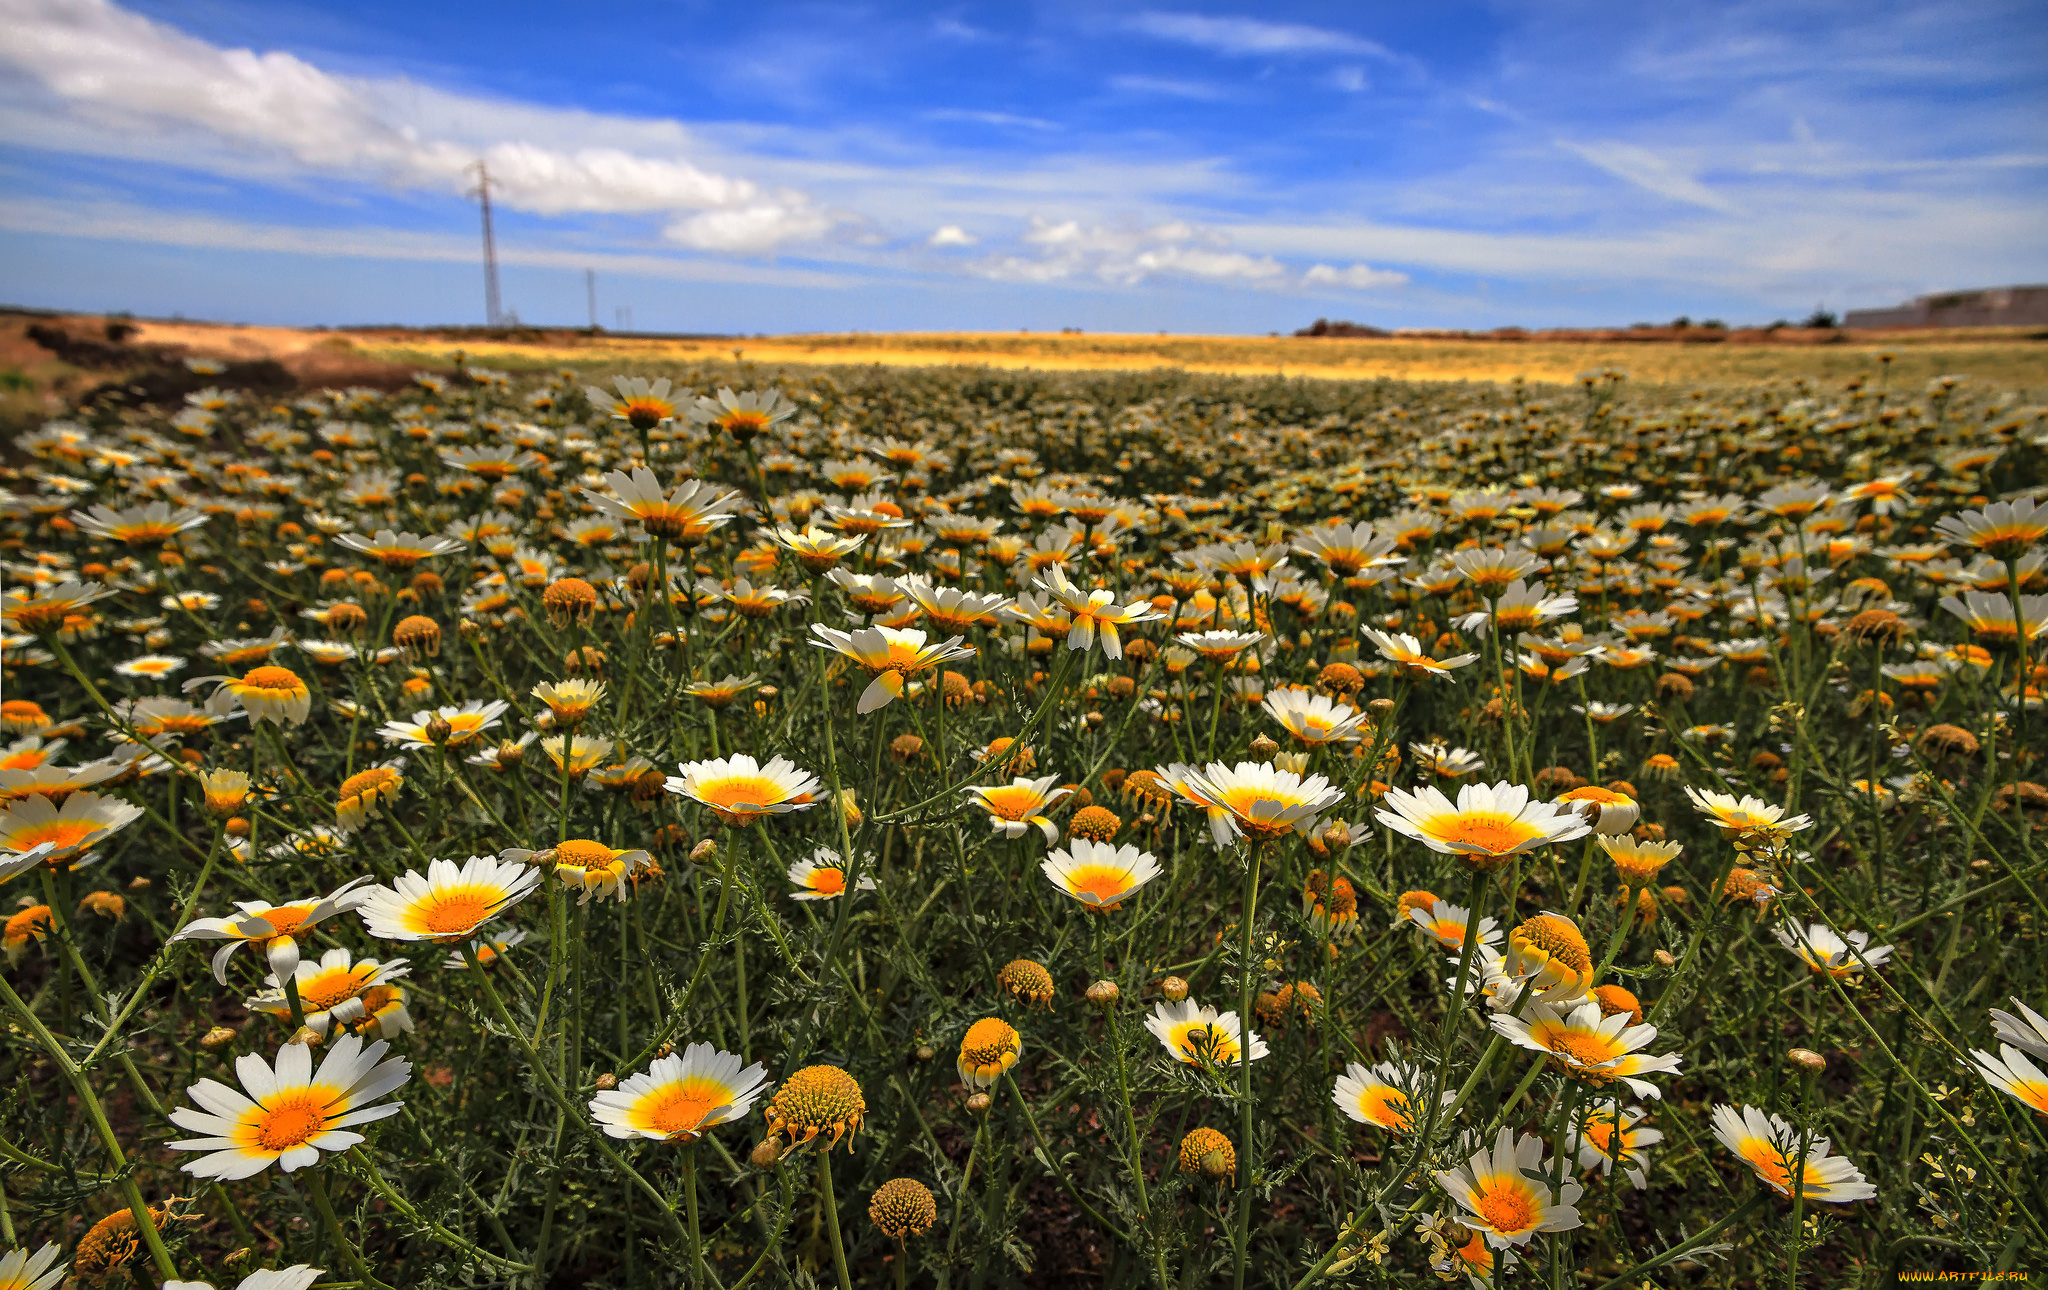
[254,1093,330,1152]
[807,867,848,895]
[1541,1026,1623,1067]
[977,786,1044,821]
[1063,863,1133,904]
[1472,1182,1538,1235]
[697,776,786,813]
[241,666,305,692]
[13,818,101,851]
[301,968,372,1011]
[1433,813,1538,854]
[638,1078,728,1137]
[1359,1087,1411,1130]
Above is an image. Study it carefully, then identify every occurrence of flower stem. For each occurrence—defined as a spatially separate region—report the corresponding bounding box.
[458,941,693,1247]
[308,1169,397,1290]
[1230,840,1264,1290]
[818,1147,855,1290]
[0,969,181,1280]
[686,1143,706,1288]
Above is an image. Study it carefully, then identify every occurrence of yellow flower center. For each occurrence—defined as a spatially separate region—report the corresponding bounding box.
[1172,1022,1241,1064]
[555,839,617,867]
[1515,915,1592,971]
[411,885,500,935]
[241,666,305,692]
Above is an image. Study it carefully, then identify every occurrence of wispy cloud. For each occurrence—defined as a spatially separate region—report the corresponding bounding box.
[1125,11,1398,60]
[1555,140,1741,214]
[1106,74,1232,101]
[0,195,858,286]
[922,108,1061,131]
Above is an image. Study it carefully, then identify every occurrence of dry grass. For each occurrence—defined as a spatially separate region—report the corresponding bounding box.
[124,319,2048,390]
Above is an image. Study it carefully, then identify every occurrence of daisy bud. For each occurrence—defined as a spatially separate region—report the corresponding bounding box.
[690,839,718,865]
[965,1092,992,1116]
[288,1025,323,1047]
[199,1025,239,1050]
[425,714,454,744]
[915,1045,935,1062]
[127,875,150,891]
[1161,975,1189,1003]
[751,1139,783,1168]
[595,1072,618,1090]
[1788,1048,1827,1073]
[1654,949,1677,967]
[199,768,251,816]
[1086,980,1120,1009]
[833,789,862,830]
[1249,734,1280,757]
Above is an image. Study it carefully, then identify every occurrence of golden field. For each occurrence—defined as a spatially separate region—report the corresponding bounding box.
[119,318,2048,389]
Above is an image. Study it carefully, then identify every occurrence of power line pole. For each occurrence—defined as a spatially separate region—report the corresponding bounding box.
[586,268,597,330]
[467,160,502,326]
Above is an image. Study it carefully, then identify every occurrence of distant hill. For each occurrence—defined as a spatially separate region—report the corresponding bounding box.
[1846,285,2048,329]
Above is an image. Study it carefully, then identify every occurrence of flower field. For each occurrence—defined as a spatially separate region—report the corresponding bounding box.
[0,357,2044,1288]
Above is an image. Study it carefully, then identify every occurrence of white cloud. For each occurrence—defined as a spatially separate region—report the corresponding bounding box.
[0,194,856,286]
[1331,67,1369,94]
[1556,140,1741,214]
[664,203,838,254]
[1305,263,1409,290]
[928,224,978,247]
[0,0,834,251]
[974,216,1286,286]
[1126,11,1397,60]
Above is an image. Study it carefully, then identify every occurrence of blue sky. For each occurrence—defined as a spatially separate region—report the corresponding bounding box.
[1,0,2044,333]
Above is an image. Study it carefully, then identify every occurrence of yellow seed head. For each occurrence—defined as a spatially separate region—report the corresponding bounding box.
[869,1177,939,1241]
